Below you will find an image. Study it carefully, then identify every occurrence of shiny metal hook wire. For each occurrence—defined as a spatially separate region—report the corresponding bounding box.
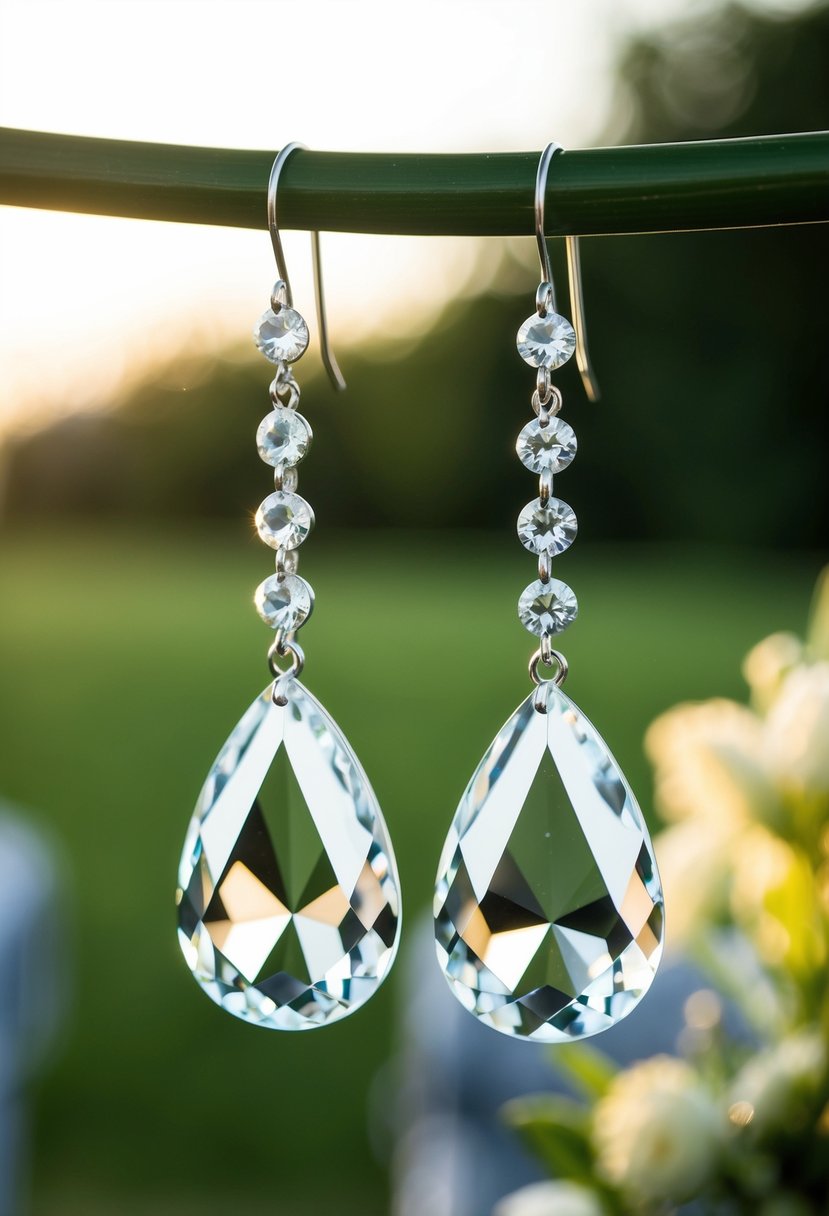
[535,142,600,403]
[267,142,346,392]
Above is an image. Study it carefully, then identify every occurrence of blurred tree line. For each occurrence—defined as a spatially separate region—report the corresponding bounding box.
[4,1,829,545]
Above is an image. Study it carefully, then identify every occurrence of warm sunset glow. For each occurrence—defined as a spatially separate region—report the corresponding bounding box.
[0,0,803,440]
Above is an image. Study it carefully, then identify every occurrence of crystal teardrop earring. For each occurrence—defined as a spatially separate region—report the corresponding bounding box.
[433,142,664,1043]
[175,143,401,1030]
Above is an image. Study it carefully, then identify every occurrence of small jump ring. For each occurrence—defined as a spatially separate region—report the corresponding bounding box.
[535,281,554,318]
[538,468,553,505]
[268,637,305,681]
[270,279,289,311]
[531,384,562,419]
[270,376,301,409]
[528,645,568,687]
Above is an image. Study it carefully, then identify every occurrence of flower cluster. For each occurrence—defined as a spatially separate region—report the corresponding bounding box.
[500,570,829,1215]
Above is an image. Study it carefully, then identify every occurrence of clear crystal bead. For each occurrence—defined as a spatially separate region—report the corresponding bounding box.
[516,311,576,369]
[255,491,314,551]
[518,578,578,636]
[254,307,309,364]
[516,417,577,475]
[434,682,664,1042]
[257,409,312,467]
[254,573,314,631]
[176,680,401,1029]
[517,497,578,556]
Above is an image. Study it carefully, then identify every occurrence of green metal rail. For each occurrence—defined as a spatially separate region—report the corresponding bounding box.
[0,127,827,236]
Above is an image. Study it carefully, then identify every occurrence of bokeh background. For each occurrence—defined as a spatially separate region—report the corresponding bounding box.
[1,1,828,1212]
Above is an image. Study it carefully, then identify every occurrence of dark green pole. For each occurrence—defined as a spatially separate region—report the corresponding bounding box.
[0,127,827,236]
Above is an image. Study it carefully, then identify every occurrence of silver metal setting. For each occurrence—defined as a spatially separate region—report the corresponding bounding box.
[538,469,553,506]
[528,644,569,689]
[270,279,289,312]
[269,367,301,409]
[532,384,562,423]
[275,547,299,576]
[268,636,306,684]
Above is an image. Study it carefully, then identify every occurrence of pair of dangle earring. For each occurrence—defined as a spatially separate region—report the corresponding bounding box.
[175,144,402,1030]
[175,141,664,1041]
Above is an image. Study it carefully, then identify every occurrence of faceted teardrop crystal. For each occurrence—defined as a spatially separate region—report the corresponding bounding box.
[434,681,664,1042]
[176,679,401,1030]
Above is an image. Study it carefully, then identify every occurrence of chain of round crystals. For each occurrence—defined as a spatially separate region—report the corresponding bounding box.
[515,283,579,676]
[253,282,316,663]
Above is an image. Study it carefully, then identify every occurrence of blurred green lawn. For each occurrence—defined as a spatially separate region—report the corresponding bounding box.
[0,526,820,1215]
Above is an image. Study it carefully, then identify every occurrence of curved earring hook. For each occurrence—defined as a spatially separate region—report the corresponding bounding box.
[267,142,346,392]
[535,142,599,403]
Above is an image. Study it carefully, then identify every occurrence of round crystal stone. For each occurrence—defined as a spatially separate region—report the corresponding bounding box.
[254,306,309,363]
[516,416,577,475]
[256,408,312,467]
[518,577,578,636]
[254,573,314,631]
[255,491,314,550]
[517,497,577,556]
[516,311,576,369]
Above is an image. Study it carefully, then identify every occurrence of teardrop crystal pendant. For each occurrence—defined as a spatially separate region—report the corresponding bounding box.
[434,681,664,1042]
[176,679,401,1030]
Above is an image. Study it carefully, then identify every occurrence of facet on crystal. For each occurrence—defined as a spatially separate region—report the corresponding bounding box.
[254,306,309,363]
[516,417,577,475]
[254,573,313,631]
[516,311,576,370]
[518,578,578,636]
[257,409,312,468]
[433,682,664,1042]
[517,497,577,556]
[176,679,401,1030]
[255,491,314,551]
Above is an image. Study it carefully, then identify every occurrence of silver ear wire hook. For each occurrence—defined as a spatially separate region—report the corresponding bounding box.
[535,143,600,403]
[267,142,346,392]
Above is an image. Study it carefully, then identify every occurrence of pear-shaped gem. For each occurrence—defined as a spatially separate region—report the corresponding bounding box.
[434,681,663,1042]
[176,679,401,1030]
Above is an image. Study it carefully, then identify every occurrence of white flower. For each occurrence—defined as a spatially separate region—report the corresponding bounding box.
[742,632,804,713]
[492,1181,605,1216]
[727,824,815,967]
[764,662,829,798]
[645,700,777,827]
[593,1056,723,1205]
[655,819,736,949]
[729,1031,825,1135]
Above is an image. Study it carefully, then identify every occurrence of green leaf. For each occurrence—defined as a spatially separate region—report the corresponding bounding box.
[807,565,829,660]
[549,1041,619,1099]
[502,1094,594,1182]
